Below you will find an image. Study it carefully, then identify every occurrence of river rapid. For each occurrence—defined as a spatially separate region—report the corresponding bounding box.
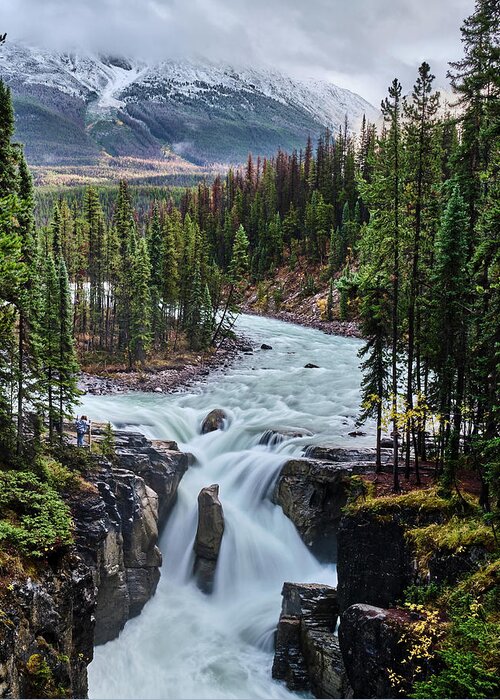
[80,314,373,699]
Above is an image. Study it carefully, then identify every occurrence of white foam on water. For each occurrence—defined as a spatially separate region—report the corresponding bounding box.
[82,314,371,699]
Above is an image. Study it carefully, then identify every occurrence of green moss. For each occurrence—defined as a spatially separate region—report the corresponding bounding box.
[407,516,496,568]
[346,475,376,504]
[345,486,452,516]
[25,653,69,699]
[345,485,480,521]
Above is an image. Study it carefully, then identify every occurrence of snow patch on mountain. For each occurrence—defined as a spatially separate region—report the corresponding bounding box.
[0,43,378,129]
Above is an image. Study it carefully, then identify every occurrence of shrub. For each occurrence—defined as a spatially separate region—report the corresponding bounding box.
[40,457,79,491]
[0,471,73,557]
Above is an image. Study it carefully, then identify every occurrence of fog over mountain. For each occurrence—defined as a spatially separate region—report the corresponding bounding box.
[0,42,378,169]
[2,0,474,105]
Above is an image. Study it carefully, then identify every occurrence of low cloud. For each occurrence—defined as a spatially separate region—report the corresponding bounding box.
[2,0,474,104]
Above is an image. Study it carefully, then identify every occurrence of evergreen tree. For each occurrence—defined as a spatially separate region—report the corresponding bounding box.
[357,271,392,470]
[0,80,17,196]
[129,237,152,365]
[56,256,79,436]
[402,61,441,479]
[429,185,469,478]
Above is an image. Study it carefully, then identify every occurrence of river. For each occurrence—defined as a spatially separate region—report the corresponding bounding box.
[80,314,372,699]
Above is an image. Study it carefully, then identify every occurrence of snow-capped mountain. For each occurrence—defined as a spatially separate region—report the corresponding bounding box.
[0,42,378,167]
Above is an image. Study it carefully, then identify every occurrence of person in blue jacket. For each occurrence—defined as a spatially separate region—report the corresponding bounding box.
[75,415,90,447]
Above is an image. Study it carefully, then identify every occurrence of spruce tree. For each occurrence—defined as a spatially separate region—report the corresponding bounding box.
[357,271,391,470]
[129,237,152,365]
[0,80,17,196]
[429,185,469,478]
[402,62,441,480]
[56,256,79,436]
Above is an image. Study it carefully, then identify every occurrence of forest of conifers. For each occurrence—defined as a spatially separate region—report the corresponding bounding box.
[0,0,498,514]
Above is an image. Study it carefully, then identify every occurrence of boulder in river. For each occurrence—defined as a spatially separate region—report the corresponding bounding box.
[193,484,225,593]
[304,363,319,368]
[259,427,314,446]
[261,343,273,350]
[201,408,227,434]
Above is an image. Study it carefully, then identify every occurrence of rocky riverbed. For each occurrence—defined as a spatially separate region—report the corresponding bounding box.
[78,336,251,395]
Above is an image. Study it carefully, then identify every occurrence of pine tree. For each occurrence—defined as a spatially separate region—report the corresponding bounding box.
[41,255,60,441]
[56,256,79,436]
[15,153,43,453]
[0,80,17,196]
[402,62,441,480]
[148,205,165,345]
[129,237,152,365]
[357,271,392,470]
[429,185,469,479]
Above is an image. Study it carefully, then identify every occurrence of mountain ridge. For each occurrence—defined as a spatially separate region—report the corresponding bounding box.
[0,42,378,172]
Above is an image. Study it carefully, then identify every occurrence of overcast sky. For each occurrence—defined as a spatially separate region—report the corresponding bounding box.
[3,0,474,104]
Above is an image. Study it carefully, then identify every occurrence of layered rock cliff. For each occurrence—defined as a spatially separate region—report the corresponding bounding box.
[0,429,188,697]
[272,451,496,700]
[272,583,350,698]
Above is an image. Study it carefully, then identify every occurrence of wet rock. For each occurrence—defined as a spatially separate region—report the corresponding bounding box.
[241,345,253,352]
[193,485,225,593]
[76,427,188,644]
[261,343,273,350]
[336,500,452,613]
[273,583,350,698]
[154,387,163,393]
[273,457,374,556]
[274,446,397,566]
[380,437,394,448]
[260,427,314,446]
[304,363,320,368]
[0,557,95,698]
[337,514,412,614]
[305,446,392,465]
[339,604,420,698]
[201,408,227,434]
[348,430,366,437]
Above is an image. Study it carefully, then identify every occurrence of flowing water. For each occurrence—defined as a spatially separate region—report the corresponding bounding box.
[81,314,373,699]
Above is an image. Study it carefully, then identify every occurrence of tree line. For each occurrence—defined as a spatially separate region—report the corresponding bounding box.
[0,0,497,513]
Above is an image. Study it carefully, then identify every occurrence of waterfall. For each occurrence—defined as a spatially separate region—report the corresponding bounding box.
[81,314,372,699]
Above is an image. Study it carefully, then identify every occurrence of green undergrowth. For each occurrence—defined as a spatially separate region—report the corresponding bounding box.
[0,470,73,558]
[0,443,99,562]
[407,515,496,569]
[345,481,477,518]
[408,560,500,698]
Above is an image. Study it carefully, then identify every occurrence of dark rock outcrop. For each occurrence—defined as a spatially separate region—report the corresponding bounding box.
[85,429,188,643]
[272,583,350,698]
[273,453,381,555]
[339,604,421,699]
[0,555,94,699]
[193,484,225,593]
[200,409,227,434]
[304,446,392,465]
[261,343,273,350]
[337,514,412,613]
[0,428,188,696]
[304,363,320,368]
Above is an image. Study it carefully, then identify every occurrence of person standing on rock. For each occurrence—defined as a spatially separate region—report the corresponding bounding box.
[75,415,90,447]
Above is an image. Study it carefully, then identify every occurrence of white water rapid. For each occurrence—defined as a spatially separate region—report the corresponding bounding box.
[81,314,373,699]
